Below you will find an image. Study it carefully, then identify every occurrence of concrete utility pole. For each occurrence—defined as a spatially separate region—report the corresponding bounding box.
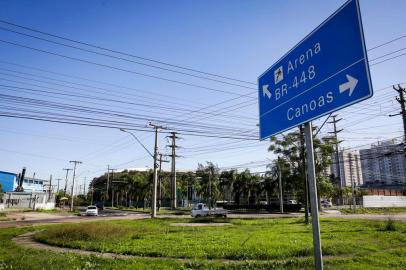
[83,177,86,196]
[149,122,165,218]
[328,115,343,205]
[106,165,110,207]
[390,85,406,145]
[167,132,180,209]
[277,157,284,214]
[63,168,72,195]
[91,181,94,205]
[208,173,212,209]
[299,125,309,224]
[109,168,116,207]
[349,153,356,211]
[48,175,52,200]
[69,160,82,211]
[56,178,62,193]
[157,153,169,211]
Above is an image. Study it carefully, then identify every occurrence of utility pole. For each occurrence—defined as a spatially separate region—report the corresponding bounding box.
[167,132,180,209]
[48,175,52,201]
[390,85,406,144]
[157,153,169,211]
[328,115,343,205]
[91,181,94,205]
[63,168,72,195]
[149,122,165,218]
[349,152,356,211]
[208,173,212,209]
[69,160,82,211]
[105,165,110,207]
[277,157,284,214]
[56,178,62,193]
[300,125,309,224]
[109,168,116,207]
[83,177,86,196]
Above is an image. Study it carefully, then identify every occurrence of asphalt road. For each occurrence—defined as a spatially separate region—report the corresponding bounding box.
[0,208,149,228]
[2,208,406,228]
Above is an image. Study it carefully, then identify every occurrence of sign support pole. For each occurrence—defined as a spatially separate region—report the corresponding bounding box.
[304,121,323,270]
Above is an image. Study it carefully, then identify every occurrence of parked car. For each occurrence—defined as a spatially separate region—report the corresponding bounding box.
[191,203,227,218]
[321,200,332,208]
[85,205,98,216]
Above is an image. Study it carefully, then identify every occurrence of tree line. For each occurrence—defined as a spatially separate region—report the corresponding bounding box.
[86,127,345,209]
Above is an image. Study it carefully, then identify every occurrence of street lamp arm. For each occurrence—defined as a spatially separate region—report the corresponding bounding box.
[120,128,154,158]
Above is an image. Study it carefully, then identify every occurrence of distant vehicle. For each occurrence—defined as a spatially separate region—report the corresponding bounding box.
[191,203,227,218]
[85,205,98,216]
[321,200,332,208]
[287,200,298,205]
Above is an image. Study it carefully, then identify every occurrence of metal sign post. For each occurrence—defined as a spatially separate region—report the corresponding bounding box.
[304,122,323,270]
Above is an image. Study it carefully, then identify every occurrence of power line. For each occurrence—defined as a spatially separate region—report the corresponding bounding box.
[0,26,256,90]
[0,39,256,98]
[0,19,256,85]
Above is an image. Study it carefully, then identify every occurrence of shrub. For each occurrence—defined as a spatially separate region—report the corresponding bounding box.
[382,218,397,231]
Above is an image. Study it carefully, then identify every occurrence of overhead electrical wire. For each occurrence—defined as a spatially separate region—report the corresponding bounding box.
[0,19,256,85]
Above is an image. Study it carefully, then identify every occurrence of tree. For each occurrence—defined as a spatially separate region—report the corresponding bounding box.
[196,162,220,208]
[219,169,237,202]
[232,169,253,205]
[90,170,152,208]
[268,128,335,204]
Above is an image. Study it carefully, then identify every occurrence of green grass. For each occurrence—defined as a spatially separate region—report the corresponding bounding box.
[340,207,406,214]
[1,218,406,269]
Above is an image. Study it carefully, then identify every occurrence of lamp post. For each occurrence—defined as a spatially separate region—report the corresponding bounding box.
[120,128,157,217]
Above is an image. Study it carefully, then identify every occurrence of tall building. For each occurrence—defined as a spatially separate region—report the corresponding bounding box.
[360,139,406,186]
[331,150,363,187]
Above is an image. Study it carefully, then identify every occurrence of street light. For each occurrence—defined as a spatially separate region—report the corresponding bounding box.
[119,128,158,218]
[119,128,153,158]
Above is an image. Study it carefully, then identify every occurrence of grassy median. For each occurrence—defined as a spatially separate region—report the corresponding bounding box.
[1,218,406,269]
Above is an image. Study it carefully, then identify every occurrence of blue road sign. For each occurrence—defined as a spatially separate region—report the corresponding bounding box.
[258,0,373,140]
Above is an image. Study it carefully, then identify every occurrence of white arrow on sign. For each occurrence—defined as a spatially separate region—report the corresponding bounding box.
[262,84,272,99]
[339,75,358,96]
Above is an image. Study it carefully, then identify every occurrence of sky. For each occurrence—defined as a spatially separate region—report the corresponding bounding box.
[0,0,405,193]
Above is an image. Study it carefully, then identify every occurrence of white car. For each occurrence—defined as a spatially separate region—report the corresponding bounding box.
[191,203,227,218]
[85,205,98,216]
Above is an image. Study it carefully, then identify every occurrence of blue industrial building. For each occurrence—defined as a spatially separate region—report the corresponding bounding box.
[0,171,16,192]
[0,171,47,193]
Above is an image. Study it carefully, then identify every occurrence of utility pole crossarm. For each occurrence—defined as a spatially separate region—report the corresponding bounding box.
[393,85,406,146]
